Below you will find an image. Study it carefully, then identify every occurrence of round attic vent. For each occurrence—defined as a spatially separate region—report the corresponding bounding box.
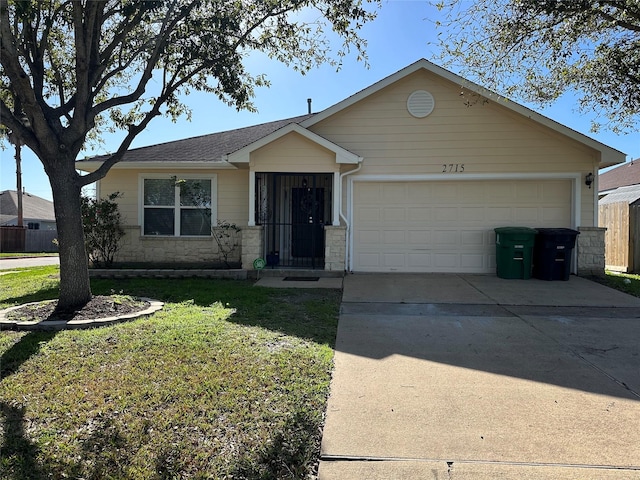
[407,90,435,118]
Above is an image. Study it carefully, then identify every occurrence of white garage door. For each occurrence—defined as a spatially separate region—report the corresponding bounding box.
[353,180,572,273]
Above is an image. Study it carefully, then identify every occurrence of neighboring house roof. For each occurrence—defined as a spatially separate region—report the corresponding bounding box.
[78,114,313,170]
[599,160,640,193]
[0,190,56,225]
[599,184,640,205]
[302,59,625,168]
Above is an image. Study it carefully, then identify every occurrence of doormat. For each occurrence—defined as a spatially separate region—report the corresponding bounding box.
[283,277,320,282]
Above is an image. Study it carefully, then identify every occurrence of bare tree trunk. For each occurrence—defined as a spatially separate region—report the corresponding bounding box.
[50,166,92,313]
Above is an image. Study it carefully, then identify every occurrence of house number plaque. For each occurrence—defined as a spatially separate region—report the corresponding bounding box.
[442,164,465,173]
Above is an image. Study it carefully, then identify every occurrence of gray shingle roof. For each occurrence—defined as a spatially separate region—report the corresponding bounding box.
[81,114,314,164]
[599,160,640,192]
[0,190,56,223]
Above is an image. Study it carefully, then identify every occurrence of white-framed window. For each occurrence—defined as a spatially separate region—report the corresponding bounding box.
[139,174,217,236]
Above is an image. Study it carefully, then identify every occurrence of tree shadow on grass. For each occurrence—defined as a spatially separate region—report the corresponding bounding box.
[0,402,47,480]
[1,287,59,309]
[0,331,58,381]
[227,409,323,480]
[91,277,342,347]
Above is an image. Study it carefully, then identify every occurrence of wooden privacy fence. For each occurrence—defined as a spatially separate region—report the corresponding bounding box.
[599,201,640,273]
[0,226,26,252]
[26,229,59,253]
[0,226,59,253]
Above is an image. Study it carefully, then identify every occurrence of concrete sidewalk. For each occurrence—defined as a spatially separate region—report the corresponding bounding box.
[318,274,640,479]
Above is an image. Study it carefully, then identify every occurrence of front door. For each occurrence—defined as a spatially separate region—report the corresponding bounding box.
[292,187,325,258]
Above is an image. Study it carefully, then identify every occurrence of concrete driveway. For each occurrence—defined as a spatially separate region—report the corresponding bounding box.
[318,274,640,479]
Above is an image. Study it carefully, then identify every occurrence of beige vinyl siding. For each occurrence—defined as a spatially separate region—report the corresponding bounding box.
[97,169,139,225]
[319,70,598,227]
[251,132,338,173]
[216,170,248,225]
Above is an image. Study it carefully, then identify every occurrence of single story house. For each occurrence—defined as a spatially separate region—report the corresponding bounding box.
[0,190,56,230]
[77,59,625,274]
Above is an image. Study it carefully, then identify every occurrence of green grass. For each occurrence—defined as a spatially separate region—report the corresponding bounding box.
[591,270,640,298]
[0,267,341,479]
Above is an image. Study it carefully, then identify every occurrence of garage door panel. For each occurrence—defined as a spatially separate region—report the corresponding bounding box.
[433,230,459,245]
[514,207,540,222]
[542,207,569,223]
[408,252,432,267]
[353,180,572,273]
[383,207,406,222]
[540,181,571,203]
[408,230,430,244]
[356,229,380,244]
[461,230,485,246]
[434,207,460,222]
[486,207,512,221]
[357,206,380,223]
[383,230,406,244]
[434,253,458,268]
[461,207,485,221]
[408,206,431,222]
[461,253,484,269]
[382,184,406,201]
[383,253,405,268]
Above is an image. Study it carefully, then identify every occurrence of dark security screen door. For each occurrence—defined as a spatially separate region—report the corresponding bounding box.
[256,173,332,269]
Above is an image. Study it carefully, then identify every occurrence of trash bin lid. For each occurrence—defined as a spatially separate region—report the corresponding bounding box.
[494,227,538,234]
[535,228,580,236]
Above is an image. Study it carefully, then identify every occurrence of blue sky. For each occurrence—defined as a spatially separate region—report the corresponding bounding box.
[1,0,638,201]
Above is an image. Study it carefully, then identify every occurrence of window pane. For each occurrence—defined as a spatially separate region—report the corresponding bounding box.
[144,208,175,235]
[180,179,211,207]
[180,208,211,236]
[144,179,175,206]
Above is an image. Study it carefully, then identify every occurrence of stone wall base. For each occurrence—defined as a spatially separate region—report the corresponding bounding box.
[577,227,606,276]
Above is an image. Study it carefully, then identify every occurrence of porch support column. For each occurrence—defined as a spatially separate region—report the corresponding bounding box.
[248,169,256,227]
[332,170,340,226]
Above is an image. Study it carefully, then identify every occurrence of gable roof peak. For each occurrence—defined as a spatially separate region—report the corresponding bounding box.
[301,58,624,168]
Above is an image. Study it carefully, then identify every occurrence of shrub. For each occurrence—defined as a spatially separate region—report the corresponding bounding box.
[81,192,125,267]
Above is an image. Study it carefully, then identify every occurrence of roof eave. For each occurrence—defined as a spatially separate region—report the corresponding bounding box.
[76,160,238,172]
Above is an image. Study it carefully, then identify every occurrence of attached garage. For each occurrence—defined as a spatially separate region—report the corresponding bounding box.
[351,177,574,273]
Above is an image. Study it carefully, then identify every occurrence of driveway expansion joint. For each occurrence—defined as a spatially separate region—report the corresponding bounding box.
[319,455,640,472]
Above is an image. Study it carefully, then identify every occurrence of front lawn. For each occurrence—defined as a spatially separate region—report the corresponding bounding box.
[0,266,341,479]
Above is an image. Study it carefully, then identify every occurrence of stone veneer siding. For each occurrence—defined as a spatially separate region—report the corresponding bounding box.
[577,226,606,276]
[241,226,264,270]
[114,225,240,265]
[324,226,346,271]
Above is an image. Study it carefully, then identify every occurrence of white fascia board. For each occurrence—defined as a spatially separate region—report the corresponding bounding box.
[75,160,238,172]
[301,58,625,168]
[226,123,362,165]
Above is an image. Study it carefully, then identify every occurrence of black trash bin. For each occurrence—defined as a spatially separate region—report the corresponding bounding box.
[533,228,580,281]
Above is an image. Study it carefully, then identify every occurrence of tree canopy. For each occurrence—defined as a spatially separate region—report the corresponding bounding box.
[0,0,379,312]
[434,0,640,133]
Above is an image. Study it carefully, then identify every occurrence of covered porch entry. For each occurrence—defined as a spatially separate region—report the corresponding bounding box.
[255,173,333,269]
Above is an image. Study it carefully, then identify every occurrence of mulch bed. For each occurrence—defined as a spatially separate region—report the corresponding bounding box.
[6,295,150,322]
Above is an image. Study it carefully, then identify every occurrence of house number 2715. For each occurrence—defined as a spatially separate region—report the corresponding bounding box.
[442,164,465,173]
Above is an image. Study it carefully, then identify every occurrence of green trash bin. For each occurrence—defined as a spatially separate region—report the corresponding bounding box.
[494,227,537,279]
